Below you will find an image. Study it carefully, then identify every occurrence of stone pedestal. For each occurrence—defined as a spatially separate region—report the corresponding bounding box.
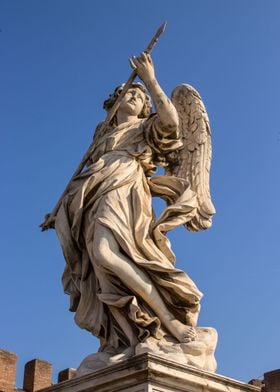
[40,353,260,392]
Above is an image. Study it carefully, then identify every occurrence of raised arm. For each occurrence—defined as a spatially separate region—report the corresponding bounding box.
[131,52,179,132]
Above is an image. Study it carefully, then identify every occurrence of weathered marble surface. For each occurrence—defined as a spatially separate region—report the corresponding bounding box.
[76,328,218,376]
[40,353,260,392]
[53,52,217,373]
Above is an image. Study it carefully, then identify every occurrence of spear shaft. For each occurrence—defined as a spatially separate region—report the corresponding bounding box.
[40,22,167,231]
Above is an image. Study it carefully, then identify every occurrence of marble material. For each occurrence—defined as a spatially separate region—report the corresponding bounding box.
[54,52,217,372]
[76,328,218,377]
[39,353,261,392]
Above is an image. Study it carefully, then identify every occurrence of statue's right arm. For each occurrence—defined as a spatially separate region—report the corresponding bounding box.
[131,52,179,133]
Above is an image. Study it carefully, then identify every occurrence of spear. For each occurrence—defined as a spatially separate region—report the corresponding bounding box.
[40,22,167,231]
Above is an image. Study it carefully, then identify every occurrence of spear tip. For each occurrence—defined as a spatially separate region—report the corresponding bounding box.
[158,21,167,36]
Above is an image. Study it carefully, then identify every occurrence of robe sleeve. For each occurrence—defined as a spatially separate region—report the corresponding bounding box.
[142,114,183,156]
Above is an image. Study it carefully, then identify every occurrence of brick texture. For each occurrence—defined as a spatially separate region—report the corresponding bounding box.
[264,369,280,392]
[57,368,76,383]
[23,359,52,392]
[0,349,17,392]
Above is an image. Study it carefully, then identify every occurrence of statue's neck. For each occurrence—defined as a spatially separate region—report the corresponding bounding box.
[116,112,139,125]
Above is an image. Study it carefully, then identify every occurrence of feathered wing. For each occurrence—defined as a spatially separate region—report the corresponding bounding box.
[166,84,215,232]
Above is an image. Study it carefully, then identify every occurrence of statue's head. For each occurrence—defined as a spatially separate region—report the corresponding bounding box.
[103,83,152,121]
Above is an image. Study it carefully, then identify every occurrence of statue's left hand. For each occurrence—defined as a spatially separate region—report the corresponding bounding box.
[129,52,155,84]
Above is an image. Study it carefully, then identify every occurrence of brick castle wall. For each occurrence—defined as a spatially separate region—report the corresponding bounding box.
[0,349,75,392]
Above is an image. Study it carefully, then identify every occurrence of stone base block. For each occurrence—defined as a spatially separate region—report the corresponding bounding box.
[40,353,260,392]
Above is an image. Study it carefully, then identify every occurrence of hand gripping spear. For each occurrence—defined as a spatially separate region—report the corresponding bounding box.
[40,22,167,231]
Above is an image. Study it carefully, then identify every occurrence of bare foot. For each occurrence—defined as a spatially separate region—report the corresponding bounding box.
[168,319,197,343]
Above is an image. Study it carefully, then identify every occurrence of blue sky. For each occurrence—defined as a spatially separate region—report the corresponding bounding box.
[1,0,280,387]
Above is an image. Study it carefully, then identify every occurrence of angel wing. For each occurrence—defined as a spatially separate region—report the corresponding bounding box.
[166,84,215,232]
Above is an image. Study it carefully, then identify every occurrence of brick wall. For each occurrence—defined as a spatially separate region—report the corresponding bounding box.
[0,350,17,391]
[0,349,76,392]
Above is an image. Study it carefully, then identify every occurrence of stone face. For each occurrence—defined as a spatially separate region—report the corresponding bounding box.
[38,353,260,392]
[0,349,17,391]
[23,359,52,391]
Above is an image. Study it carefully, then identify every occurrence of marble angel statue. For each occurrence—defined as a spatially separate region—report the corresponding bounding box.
[48,51,217,373]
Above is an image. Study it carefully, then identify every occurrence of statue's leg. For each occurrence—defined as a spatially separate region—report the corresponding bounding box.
[92,222,197,343]
[94,269,139,346]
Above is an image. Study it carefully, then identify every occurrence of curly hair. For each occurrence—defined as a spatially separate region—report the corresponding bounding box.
[103,82,152,126]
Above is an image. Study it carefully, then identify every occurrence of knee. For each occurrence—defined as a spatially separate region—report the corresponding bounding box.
[93,236,114,271]
[93,237,108,267]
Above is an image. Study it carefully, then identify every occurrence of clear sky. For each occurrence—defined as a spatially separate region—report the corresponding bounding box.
[1,0,280,387]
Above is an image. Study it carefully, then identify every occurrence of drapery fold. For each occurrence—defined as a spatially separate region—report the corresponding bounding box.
[55,116,202,350]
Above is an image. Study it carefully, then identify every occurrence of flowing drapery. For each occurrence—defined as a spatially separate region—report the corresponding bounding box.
[55,116,202,350]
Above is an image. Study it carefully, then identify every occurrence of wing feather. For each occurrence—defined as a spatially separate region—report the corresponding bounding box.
[167,84,215,231]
